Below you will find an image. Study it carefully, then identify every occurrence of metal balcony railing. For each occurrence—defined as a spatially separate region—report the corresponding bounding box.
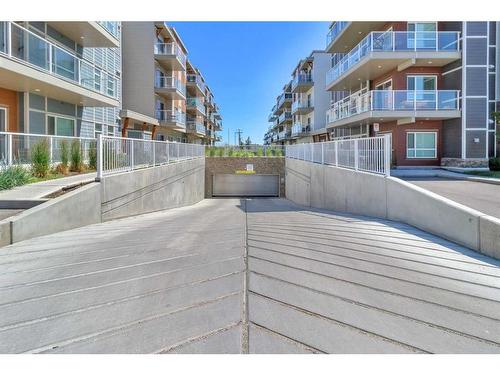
[326,31,460,86]
[0,22,119,99]
[156,110,186,126]
[292,73,313,90]
[278,111,292,123]
[326,90,460,124]
[291,123,310,136]
[153,42,187,67]
[326,21,349,47]
[277,92,293,108]
[187,74,206,93]
[155,76,186,96]
[186,119,206,135]
[292,99,313,112]
[186,97,206,115]
[97,21,120,39]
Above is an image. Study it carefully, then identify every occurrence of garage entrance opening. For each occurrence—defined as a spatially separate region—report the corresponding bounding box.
[212,174,279,197]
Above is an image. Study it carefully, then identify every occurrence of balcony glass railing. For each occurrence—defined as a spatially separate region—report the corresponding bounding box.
[326,90,460,124]
[292,73,313,89]
[326,21,349,47]
[155,76,186,96]
[186,119,206,135]
[187,74,206,93]
[97,21,119,39]
[186,97,206,115]
[0,22,118,99]
[326,31,460,85]
[154,42,187,67]
[291,123,310,136]
[292,100,313,112]
[156,110,186,126]
[278,92,293,108]
[278,111,292,123]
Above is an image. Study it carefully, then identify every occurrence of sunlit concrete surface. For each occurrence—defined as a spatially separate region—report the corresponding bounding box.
[0,198,499,353]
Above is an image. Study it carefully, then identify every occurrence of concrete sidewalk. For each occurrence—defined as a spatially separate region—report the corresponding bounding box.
[0,172,96,201]
[392,168,500,185]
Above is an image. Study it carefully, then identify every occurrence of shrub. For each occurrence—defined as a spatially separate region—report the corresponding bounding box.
[257,148,263,157]
[275,149,283,157]
[489,157,500,171]
[88,146,97,170]
[209,147,216,157]
[0,165,31,190]
[31,140,50,178]
[228,148,234,157]
[70,140,83,172]
[265,148,272,157]
[217,147,224,157]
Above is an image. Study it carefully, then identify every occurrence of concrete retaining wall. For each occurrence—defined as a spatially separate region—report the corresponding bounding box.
[101,158,205,221]
[0,158,206,247]
[0,183,101,246]
[285,158,500,260]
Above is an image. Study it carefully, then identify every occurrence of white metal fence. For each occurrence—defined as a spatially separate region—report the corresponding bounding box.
[0,131,96,169]
[286,135,391,176]
[97,135,205,178]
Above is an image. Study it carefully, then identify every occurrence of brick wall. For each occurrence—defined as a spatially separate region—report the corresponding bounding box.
[205,157,285,198]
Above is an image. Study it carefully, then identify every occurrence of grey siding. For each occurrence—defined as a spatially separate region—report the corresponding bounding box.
[466,67,487,96]
[465,98,488,128]
[465,38,487,65]
[442,119,462,158]
[466,22,488,36]
[465,130,486,158]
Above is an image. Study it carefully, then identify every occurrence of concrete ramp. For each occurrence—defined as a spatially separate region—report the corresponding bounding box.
[0,199,499,353]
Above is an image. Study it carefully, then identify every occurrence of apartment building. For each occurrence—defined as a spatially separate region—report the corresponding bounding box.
[0,21,121,138]
[325,21,499,167]
[266,50,330,145]
[121,22,221,144]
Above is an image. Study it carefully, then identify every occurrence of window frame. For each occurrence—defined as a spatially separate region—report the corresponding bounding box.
[406,131,437,159]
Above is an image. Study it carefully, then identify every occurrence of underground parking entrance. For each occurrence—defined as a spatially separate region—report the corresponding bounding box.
[205,156,285,198]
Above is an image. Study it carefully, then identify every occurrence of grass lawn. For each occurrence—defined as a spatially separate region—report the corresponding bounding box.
[464,170,500,179]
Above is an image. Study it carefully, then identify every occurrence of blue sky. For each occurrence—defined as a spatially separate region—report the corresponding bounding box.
[169,22,330,145]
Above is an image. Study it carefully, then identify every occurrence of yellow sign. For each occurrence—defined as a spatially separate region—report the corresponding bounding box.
[235,170,256,174]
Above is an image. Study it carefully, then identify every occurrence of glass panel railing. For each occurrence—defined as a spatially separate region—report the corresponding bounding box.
[186,118,206,134]
[186,97,206,115]
[187,74,206,93]
[292,100,313,112]
[327,90,460,124]
[97,21,119,39]
[292,73,313,89]
[326,21,349,47]
[326,31,460,85]
[155,76,186,96]
[154,42,187,66]
[156,110,186,125]
[1,22,118,99]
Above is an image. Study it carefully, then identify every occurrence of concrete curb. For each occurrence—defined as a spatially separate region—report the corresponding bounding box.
[285,158,500,260]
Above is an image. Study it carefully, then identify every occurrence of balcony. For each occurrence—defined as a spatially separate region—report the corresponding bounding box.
[186,97,206,115]
[156,110,186,131]
[186,118,206,136]
[277,93,293,109]
[326,90,461,128]
[291,73,313,93]
[47,21,120,48]
[0,22,119,107]
[155,77,186,100]
[268,111,277,122]
[291,123,310,137]
[325,21,386,53]
[326,31,461,91]
[186,74,206,96]
[154,43,186,71]
[291,99,314,115]
[278,110,292,124]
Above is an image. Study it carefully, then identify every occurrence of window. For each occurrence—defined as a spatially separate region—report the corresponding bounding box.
[0,107,6,132]
[407,22,437,49]
[407,75,436,91]
[48,115,75,136]
[407,132,437,158]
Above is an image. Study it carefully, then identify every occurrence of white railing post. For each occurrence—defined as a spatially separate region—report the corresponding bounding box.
[130,139,135,171]
[384,134,391,177]
[321,142,324,164]
[49,137,53,165]
[335,141,338,167]
[7,22,12,56]
[96,134,103,181]
[7,133,12,167]
[354,139,359,171]
[152,141,156,166]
